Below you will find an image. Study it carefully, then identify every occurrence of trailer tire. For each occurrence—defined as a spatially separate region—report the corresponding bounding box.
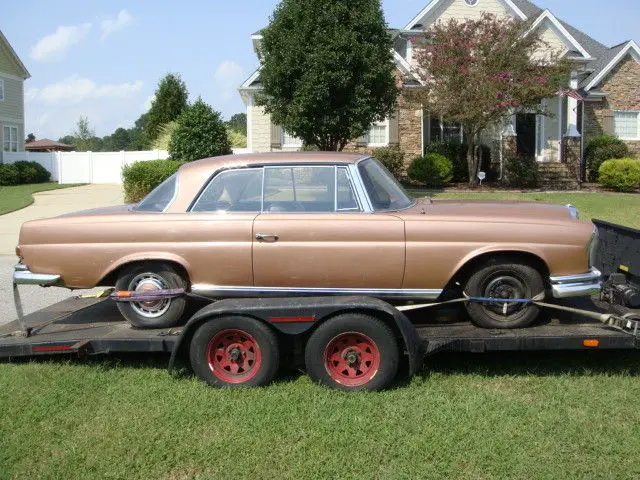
[464,258,545,329]
[305,314,399,392]
[115,263,187,329]
[189,316,280,388]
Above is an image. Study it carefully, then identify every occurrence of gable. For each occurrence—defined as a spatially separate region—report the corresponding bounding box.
[405,0,525,30]
[530,23,569,61]
[0,31,30,79]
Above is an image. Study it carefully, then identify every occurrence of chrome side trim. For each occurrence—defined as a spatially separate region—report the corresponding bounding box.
[13,265,61,286]
[191,285,443,300]
[550,267,602,299]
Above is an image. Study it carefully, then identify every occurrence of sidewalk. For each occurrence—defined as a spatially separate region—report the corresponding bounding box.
[0,184,123,255]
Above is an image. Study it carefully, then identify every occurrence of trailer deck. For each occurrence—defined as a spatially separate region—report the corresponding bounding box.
[1,296,637,361]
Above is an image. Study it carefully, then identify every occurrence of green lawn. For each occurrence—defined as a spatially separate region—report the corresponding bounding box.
[2,190,640,479]
[410,190,640,229]
[0,183,85,215]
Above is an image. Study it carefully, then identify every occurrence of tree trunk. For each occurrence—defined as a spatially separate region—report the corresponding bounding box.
[466,132,481,186]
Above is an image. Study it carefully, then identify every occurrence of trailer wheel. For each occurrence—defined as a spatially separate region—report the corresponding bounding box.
[464,258,545,329]
[305,314,399,392]
[115,263,187,328]
[189,317,280,388]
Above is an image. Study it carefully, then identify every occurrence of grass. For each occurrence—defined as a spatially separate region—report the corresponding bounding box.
[409,190,640,229]
[0,183,85,215]
[2,189,640,478]
[1,352,639,479]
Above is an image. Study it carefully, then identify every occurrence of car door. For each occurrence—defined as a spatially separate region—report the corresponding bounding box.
[252,165,405,290]
[184,168,263,289]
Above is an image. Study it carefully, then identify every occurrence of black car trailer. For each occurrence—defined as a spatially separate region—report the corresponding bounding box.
[1,220,639,391]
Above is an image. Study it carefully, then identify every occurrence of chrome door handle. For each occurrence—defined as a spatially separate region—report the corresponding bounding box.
[255,233,280,242]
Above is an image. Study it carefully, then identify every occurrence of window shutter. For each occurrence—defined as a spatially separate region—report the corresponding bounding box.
[270,122,282,149]
[356,134,367,147]
[389,108,400,145]
[602,111,615,135]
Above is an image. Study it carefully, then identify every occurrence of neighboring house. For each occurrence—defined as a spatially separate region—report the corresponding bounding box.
[240,0,640,172]
[24,139,74,152]
[0,30,30,163]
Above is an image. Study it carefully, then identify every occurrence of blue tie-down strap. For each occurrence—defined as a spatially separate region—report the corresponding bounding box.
[109,288,186,302]
[466,297,534,304]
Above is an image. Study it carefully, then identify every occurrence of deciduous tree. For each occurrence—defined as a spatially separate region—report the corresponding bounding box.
[412,13,572,184]
[258,0,398,151]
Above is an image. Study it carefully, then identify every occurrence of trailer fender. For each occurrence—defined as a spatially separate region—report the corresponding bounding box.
[168,296,423,376]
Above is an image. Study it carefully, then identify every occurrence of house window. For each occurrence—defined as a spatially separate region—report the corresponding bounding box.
[429,116,464,143]
[3,126,18,152]
[282,130,303,148]
[614,111,640,140]
[366,120,389,146]
[0,79,4,101]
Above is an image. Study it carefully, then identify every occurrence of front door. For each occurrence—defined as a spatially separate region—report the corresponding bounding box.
[252,165,405,290]
[516,113,536,157]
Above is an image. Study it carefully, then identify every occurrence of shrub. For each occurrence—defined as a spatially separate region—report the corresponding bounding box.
[122,159,184,203]
[0,163,20,186]
[227,127,247,148]
[373,145,405,179]
[12,161,51,184]
[504,155,540,188]
[585,134,629,182]
[407,153,453,187]
[169,98,231,162]
[598,158,640,192]
[425,141,491,183]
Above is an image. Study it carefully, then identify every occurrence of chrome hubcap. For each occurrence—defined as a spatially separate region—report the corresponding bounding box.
[484,275,526,317]
[128,273,171,318]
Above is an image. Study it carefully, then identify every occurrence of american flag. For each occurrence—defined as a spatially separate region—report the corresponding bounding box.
[557,90,584,101]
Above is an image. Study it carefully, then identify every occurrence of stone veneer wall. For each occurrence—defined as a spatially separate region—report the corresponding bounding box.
[584,55,640,157]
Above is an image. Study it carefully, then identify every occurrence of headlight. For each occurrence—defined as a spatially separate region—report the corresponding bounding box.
[566,204,579,220]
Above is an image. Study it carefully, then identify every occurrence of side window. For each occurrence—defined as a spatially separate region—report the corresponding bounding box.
[191,168,263,213]
[263,166,335,213]
[337,167,360,211]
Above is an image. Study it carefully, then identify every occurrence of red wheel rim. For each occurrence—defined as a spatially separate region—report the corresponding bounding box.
[206,329,262,384]
[323,332,380,387]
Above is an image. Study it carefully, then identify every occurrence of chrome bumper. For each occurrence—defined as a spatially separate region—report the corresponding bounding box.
[550,267,602,299]
[13,264,61,286]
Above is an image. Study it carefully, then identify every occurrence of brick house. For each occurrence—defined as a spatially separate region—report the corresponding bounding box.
[240,0,640,180]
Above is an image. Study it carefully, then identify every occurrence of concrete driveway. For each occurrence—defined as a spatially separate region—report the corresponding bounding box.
[0,184,123,324]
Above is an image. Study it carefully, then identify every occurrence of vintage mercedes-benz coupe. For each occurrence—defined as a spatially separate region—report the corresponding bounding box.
[14,152,601,329]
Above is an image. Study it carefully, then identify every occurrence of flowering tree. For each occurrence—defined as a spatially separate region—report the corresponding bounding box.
[412,13,572,184]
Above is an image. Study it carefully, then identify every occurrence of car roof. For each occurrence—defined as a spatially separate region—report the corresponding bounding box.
[179,152,370,176]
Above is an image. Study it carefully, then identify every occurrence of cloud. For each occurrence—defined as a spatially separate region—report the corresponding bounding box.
[213,61,246,101]
[27,75,144,105]
[30,23,92,61]
[101,9,133,41]
[143,94,156,112]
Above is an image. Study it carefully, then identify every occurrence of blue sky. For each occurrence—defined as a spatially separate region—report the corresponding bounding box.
[3,0,639,140]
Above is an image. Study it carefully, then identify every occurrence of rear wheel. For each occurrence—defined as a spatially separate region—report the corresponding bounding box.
[463,258,545,329]
[189,316,280,388]
[305,314,399,391]
[115,263,188,328]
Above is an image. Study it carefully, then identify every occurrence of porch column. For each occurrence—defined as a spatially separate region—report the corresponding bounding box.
[565,72,581,138]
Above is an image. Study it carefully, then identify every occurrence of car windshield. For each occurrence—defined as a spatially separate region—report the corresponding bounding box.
[135,173,178,212]
[358,158,414,211]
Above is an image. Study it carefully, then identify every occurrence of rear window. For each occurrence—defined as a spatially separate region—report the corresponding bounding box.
[135,174,178,212]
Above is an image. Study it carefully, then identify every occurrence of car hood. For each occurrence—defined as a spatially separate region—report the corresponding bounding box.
[397,198,575,222]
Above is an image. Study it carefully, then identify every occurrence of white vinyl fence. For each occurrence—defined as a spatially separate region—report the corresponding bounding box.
[2,148,249,184]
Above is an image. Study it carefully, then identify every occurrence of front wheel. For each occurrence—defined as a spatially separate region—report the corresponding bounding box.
[464,258,545,329]
[305,314,399,391]
[115,263,188,329]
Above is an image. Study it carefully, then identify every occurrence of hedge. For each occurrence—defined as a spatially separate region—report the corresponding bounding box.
[122,160,185,203]
[504,155,540,188]
[598,158,640,192]
[407,153,453,188]
[585,134,629,182]
[373,145,405,179]
[0,161,51,186]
